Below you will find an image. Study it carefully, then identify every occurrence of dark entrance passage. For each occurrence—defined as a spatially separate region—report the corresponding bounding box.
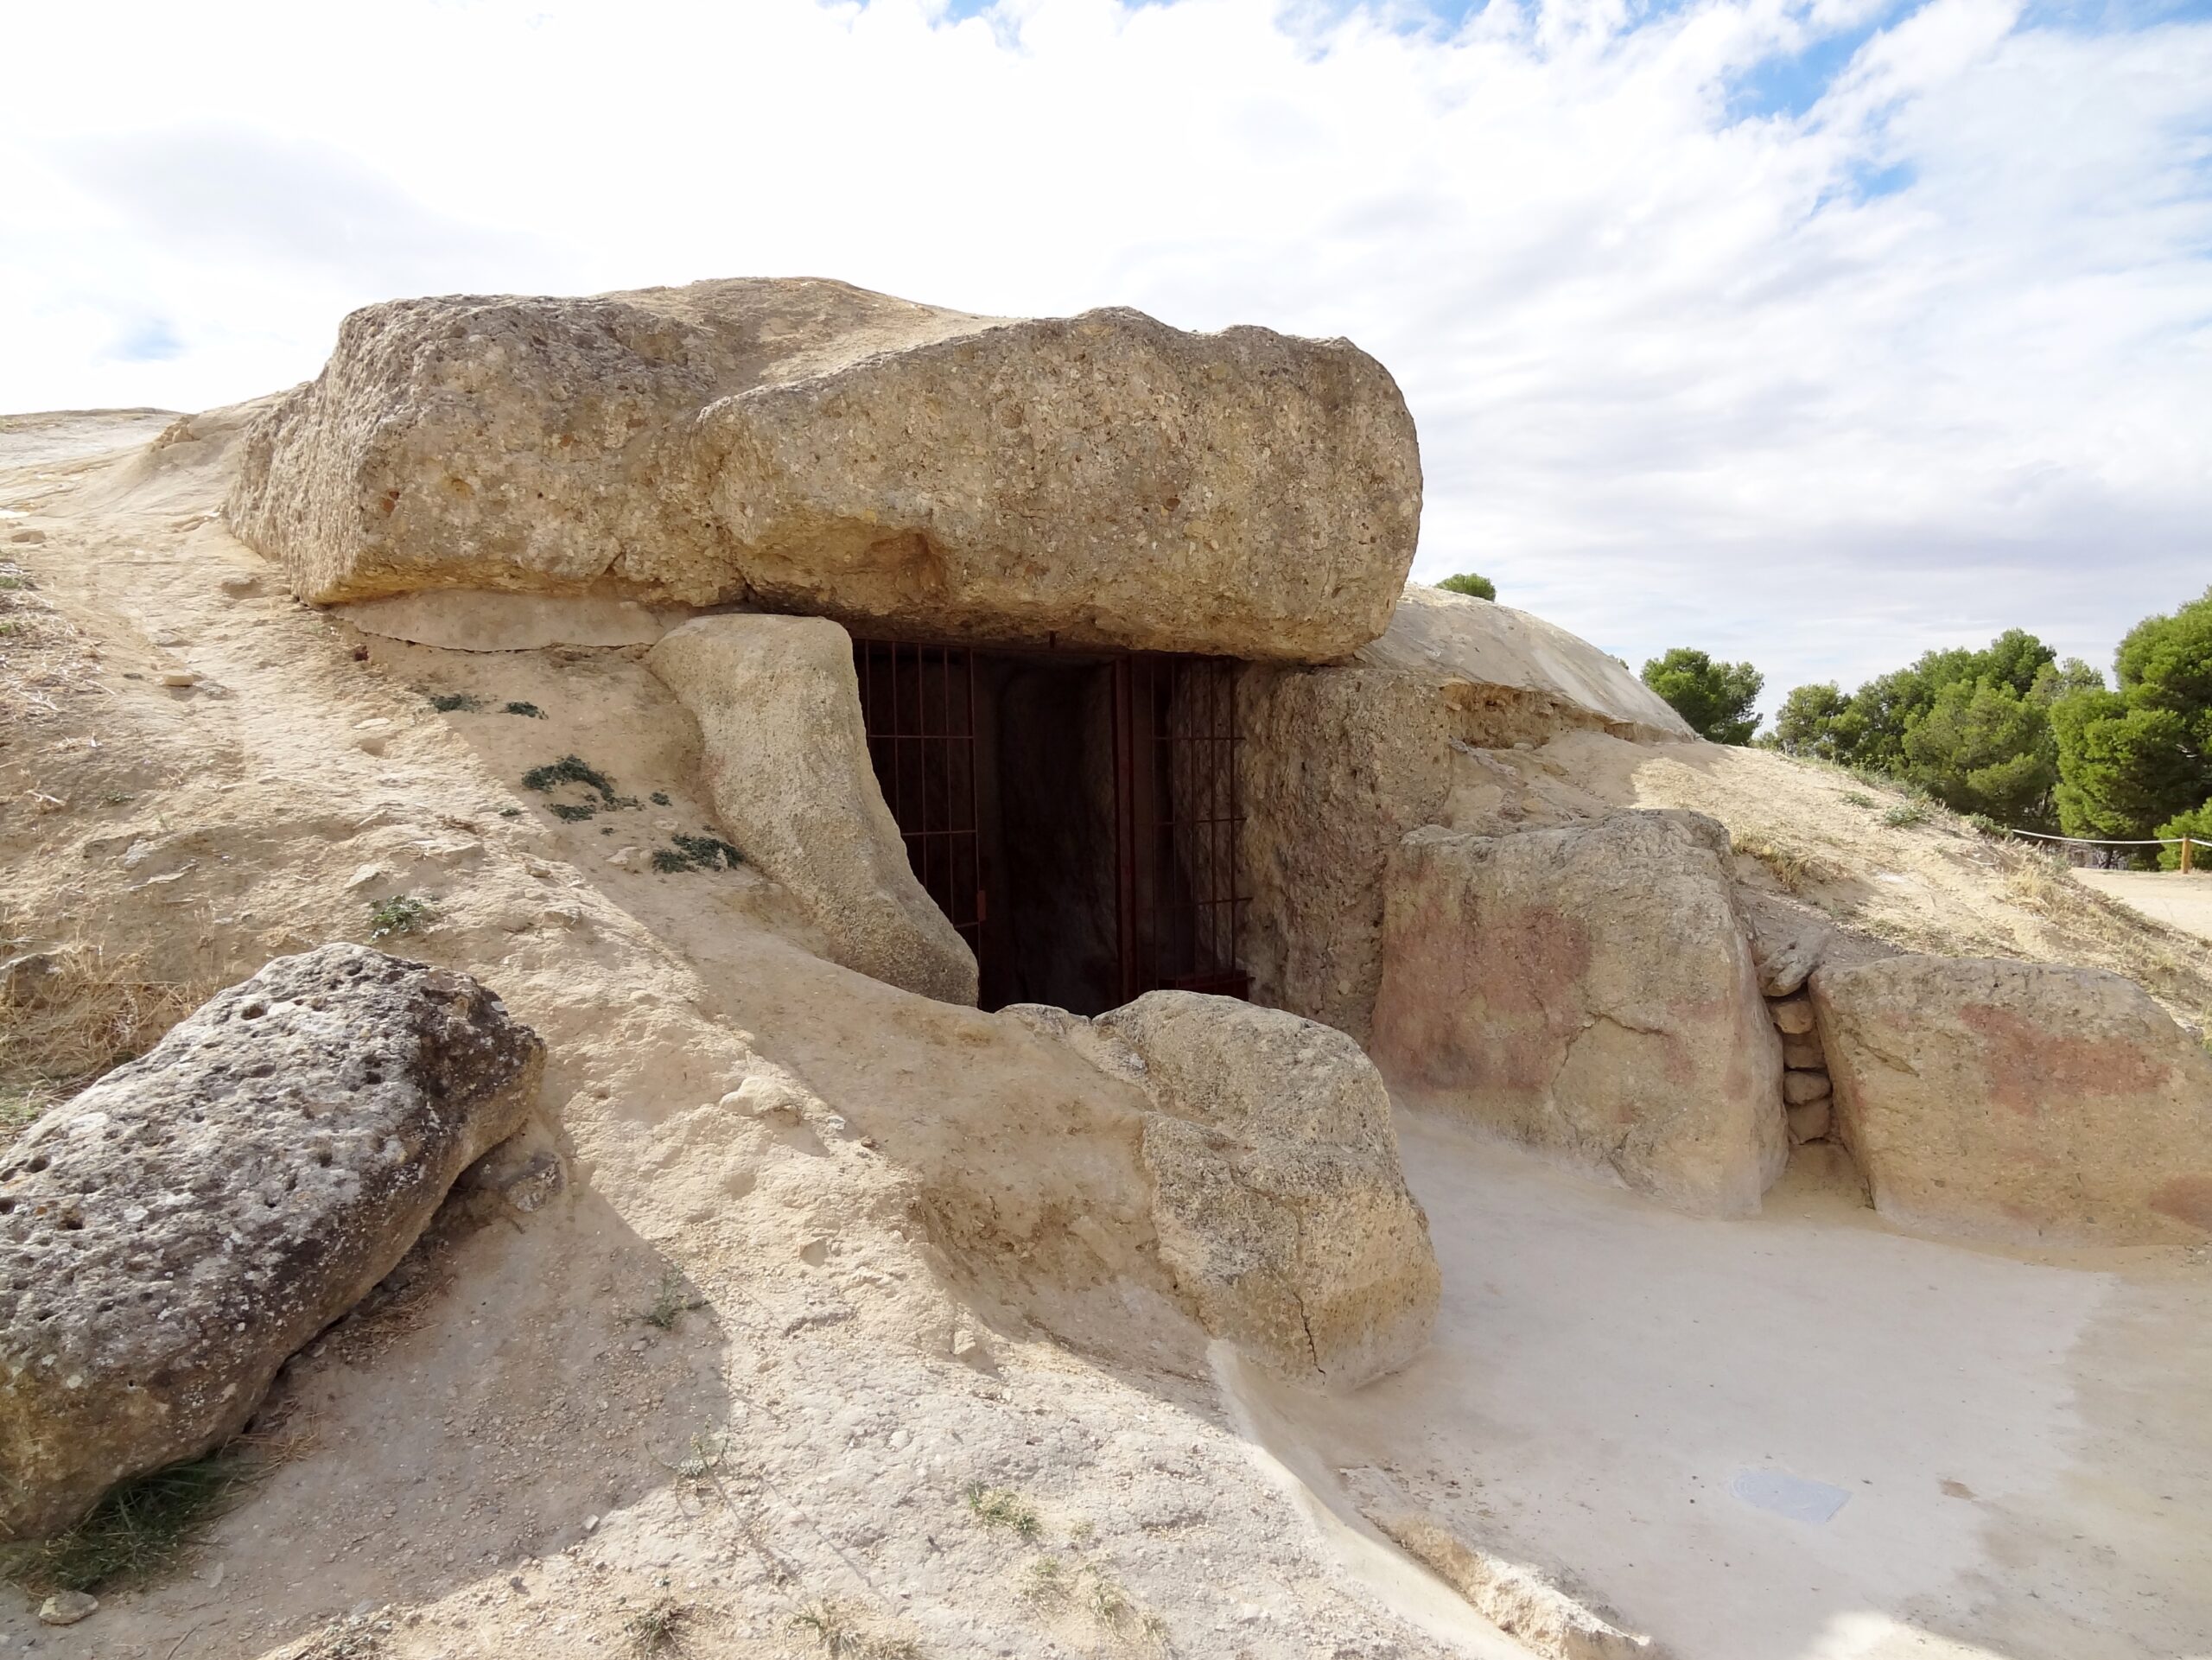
[854,638,1248,1015]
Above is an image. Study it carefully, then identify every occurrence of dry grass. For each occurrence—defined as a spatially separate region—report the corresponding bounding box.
[1992,843,2212,1023]
[0,924,207,1137]
[1730,829,1828,894]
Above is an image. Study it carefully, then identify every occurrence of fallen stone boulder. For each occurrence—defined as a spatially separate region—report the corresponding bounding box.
[1371,811,1787,1217]
[1811,955,2212,1244]
[226,277,1421,662]
[1022,993,1439,1388]
[0,944,543,1538]
[649,614,978,1006]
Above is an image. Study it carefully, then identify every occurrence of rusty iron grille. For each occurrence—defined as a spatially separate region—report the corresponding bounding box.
[1117,654,1249,1003]
[853,639,985,970]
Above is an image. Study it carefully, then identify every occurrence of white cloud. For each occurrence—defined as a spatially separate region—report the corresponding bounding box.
[1,0,2206,706]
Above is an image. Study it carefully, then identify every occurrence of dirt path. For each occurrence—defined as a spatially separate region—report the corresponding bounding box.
[2075,869,2212,944]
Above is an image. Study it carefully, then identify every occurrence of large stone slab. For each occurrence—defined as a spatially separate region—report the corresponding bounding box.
[1238,586,1694,1041]
[648,614,977,1006]
[226,277,1421,662]
[1811,955,2212,1244]
[0,946,542,1538]
[1020,993,1439,1389]
[1371,810,1787,1217]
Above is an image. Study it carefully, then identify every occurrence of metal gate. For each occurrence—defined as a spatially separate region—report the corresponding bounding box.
[854,639,1246,1008]
[1115,654,1249,1003]
[852,638,986,970]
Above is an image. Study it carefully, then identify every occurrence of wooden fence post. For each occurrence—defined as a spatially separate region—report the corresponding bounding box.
[2183,835,2194,875]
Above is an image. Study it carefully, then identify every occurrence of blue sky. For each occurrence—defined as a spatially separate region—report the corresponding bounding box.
[2,0,2208,713]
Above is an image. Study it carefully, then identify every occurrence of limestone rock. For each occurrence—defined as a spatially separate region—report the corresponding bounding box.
[1372,811,1787,1217]
[1770,995,1815,1035]
[1080,992,1440,1388]
[1239,588,1695,1040]
[37,1591,95,1626]
[225,278,1420,663]
[0,945,542,1538]
[1811,956,2212,1244]
[1360,586,1692,744]
[336,589,682,652]
[1786,1098,1832,1144]
[1738,891,1896,998]
[1781,1034,1825,1070]
[649,614,976,1006]
[1783,1069,1833,1105]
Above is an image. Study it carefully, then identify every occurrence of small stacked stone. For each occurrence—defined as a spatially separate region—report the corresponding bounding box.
[1768,992,1833,1143]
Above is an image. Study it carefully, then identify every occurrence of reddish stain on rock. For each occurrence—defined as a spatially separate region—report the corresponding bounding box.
[1957,1002,2164,1117]
[2148,1174,2212,1233]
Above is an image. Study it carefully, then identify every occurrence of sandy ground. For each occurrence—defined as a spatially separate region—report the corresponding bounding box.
[1248,1117,2212,1660]
[3,409,2209,1660]
[2076,870,2212,945]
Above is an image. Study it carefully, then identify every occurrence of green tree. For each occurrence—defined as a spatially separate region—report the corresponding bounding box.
[1436,571,1496,601]
[1772,682,1854,762]
[1899,678,2056,825]
[1641,649,1764,745]
[2153,801,2212,872]
[2051,589,2212,850]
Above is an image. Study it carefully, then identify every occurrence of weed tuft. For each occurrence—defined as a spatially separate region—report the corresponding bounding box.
[426,691,481,713]
[652,832,744,875]
[523,754,616,799]
[502,702,545,719]
[623,1600,689,1654]
[1882,802,1932,829]
[1840,791,1875,808]
[550,802,597,822]
[639,1269,704,1332]
[790,1601,917,1658]
[963,1483,1042,1542]
[0,1448,260,1594]
[650,791,671,805]
[1731,830,1824,894]
[365,894,433,940]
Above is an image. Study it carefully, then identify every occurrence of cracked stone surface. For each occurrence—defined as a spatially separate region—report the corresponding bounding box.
[1084,992,1440,1390]
[1371,809,1787,1217]
[0,944,543,1538]
[1812,954,2212,1245]
[224,277,1421,663]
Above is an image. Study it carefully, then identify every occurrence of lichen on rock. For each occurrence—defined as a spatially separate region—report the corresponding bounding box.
[0,944,543,1539]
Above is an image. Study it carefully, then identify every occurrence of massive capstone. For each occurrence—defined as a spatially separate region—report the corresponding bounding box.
[1812,955,2212,1245]
[1370,810,1787,1217]
[0,945,542,1539]
[225,277,1421,662]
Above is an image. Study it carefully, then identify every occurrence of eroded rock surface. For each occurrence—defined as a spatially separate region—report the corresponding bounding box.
[1046,992,1440,1389]
[649,614,977,1005]
[1239,587,1694,1040]
[1371,810,1787,1217]
[0,945,542,1538]
[1812,955,2212,1244]
[226,277,1420,662]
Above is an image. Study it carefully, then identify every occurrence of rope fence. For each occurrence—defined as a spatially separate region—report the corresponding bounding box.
[1996,826,2201,870]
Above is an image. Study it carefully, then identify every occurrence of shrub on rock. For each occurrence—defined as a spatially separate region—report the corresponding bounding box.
[0,945,543,1539]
